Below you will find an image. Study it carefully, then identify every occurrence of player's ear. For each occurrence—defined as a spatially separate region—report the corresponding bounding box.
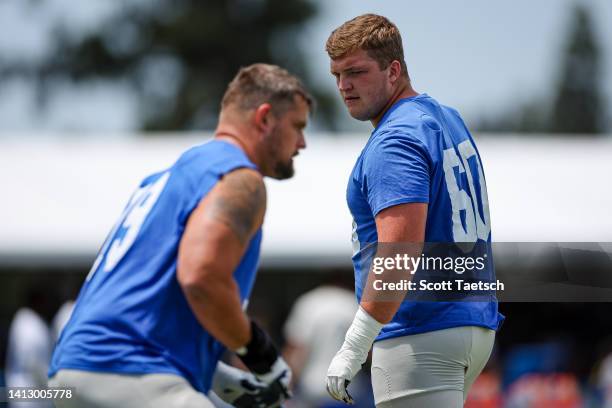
[388,60,402,84]
[254,103,275,133]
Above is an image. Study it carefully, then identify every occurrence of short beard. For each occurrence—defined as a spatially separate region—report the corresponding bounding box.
[272,159,294,180]
[265,125,295,180]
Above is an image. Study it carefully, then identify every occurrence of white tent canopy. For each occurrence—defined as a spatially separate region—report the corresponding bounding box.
[1,134,611,268]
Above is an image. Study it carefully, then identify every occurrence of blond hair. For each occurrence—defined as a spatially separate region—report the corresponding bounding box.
[221,63,313,115]
[326,14,408,79]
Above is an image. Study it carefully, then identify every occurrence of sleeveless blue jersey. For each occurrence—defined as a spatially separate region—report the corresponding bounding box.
[347,94,504,341]
[49,140,262,393]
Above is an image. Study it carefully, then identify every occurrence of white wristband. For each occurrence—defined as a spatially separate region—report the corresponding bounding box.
[345,306,384,358]
[327,306,384,380]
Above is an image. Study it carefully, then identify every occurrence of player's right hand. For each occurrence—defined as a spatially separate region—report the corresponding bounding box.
[213,361,287,408]
[235,320,292,402]
[253,357,292,404]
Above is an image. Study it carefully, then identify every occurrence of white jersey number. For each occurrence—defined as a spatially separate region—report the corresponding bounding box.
[86,172,170,280]
[442,140,490,243]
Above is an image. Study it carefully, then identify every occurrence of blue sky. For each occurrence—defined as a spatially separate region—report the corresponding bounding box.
[0,0,610,133]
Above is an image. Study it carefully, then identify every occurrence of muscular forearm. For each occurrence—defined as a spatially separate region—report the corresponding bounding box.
[360,244,423,324]
[182,275,250,350]
[360,300,403,325]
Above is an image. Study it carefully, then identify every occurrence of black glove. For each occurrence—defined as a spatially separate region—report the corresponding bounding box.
[235,321,292,400]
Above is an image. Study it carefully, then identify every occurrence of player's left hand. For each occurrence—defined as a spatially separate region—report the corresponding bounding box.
[326,346,361,404]
[326,307,384,405]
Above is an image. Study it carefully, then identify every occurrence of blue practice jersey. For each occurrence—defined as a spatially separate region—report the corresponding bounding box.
[347,94,504,341]
[49,140,262,393]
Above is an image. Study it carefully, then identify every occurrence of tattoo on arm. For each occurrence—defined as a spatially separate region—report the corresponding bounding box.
[204,169,266,244]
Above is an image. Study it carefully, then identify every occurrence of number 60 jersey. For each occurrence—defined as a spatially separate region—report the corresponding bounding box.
[347,94,504,341]
[48,140,262,394]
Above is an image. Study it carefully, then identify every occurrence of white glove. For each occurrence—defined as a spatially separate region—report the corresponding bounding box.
[212,361,287,408]
[326,307,383,404]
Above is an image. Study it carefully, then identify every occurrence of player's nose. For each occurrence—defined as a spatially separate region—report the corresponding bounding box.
[297,133,306,150]
[338,76,352,92]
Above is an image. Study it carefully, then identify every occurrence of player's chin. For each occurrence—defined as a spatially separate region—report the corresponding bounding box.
[270,159,295,180]
[347,107,371,121]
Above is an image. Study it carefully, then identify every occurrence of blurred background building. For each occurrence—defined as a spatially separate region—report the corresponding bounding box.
[1,0,612,407]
